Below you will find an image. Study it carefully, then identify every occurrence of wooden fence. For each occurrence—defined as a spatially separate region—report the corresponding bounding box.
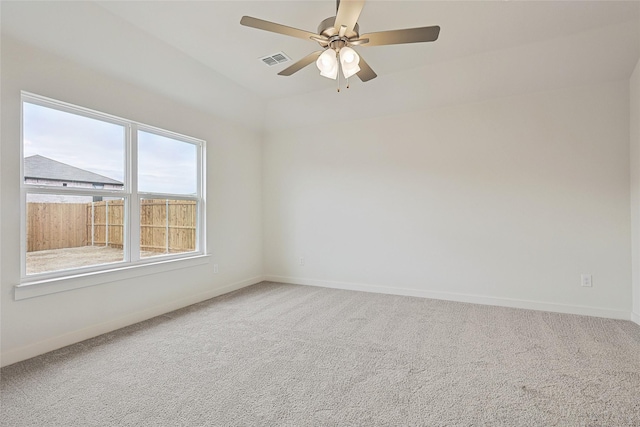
[26,202,88,252]
[88,200,125,249]
[27,199,196,253]
[139,199,197,253]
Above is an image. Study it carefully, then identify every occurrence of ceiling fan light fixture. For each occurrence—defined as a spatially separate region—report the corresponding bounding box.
[339,47,360,79]
[316,49,338,79]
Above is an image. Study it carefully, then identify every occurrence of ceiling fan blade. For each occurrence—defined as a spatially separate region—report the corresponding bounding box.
[310,35,330,46]
[334,0,366,35]
[360,26,440,46]
[356,55,377,82]
[240,16,318,41]
[278,51,323,76]
[348,38,369,46]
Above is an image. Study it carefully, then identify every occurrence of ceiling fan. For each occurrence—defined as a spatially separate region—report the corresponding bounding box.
[240,0,440,88]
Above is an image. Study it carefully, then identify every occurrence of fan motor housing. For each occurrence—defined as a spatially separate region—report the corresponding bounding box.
[318,16,359,39]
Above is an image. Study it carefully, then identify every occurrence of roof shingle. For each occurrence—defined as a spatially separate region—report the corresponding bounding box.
[24,155,123,186]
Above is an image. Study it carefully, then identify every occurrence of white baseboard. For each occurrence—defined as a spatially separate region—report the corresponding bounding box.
[632,312,640,326]
[1,276,264,368]
[264,275,631,321]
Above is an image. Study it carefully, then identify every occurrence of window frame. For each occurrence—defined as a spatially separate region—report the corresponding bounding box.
[19,92,207,287]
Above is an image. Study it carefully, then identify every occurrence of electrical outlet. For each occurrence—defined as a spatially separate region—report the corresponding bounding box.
[581,274,592,287]
[213,264,219,274]
[299,257,305,266]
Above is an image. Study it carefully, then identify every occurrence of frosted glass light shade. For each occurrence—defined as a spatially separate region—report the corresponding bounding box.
[316,49,338,80]
[339,47,361,79]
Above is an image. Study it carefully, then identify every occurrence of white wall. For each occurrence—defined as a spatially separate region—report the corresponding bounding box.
[265,20,639,131]
[264,81,632,319]
[2,27,637,369]
[631,58,640,326]
[0,37,264,366]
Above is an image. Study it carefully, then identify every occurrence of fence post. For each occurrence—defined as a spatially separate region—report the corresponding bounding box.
[105,200,109,248]
[91,202,95,246]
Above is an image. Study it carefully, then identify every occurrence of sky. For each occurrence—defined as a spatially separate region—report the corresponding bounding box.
[23,102,197,195]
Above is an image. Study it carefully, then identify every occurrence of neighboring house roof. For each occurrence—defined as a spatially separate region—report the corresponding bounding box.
[24,155,123,186]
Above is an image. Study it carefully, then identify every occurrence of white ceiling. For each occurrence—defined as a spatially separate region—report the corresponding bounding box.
[2,1,639,130]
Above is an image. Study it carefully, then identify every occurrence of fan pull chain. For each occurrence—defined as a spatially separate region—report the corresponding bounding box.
[346,77,350,89]
[337,66,341,92]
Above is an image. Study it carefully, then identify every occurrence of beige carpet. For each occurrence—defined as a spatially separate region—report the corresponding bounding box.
[2,282,640,426]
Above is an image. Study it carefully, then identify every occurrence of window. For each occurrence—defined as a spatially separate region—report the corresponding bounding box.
[21,92,205,281]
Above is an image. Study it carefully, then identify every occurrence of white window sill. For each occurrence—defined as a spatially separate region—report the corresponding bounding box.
[15,254,211,300]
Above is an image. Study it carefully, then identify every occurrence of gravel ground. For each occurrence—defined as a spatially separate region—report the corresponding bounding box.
[26,246,162,275]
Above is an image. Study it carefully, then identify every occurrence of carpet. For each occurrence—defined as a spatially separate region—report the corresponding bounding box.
[2,282,640,426]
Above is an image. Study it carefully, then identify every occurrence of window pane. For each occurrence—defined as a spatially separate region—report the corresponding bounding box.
[21,95,204,284]
[138,131,197,195]
[23,102,125,190]
[26,194,125,275]
[140,198,197,258]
